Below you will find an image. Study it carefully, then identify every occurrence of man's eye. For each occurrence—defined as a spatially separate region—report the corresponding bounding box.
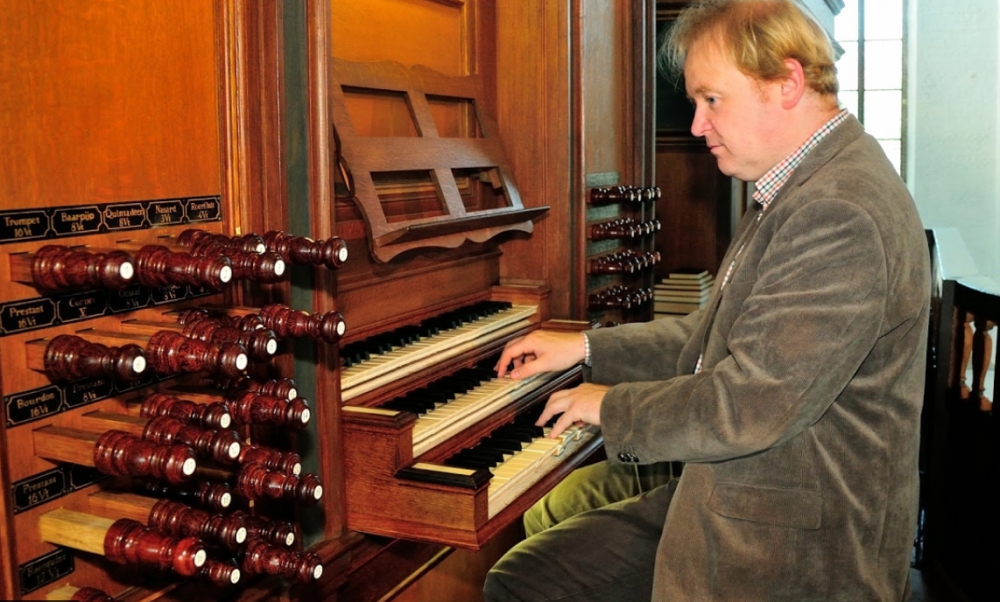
[706,96,718,105]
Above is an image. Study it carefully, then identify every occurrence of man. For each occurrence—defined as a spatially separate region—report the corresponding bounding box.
[483,1,929,600]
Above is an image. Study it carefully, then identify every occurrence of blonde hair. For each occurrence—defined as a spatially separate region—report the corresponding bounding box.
[661,0,838,97]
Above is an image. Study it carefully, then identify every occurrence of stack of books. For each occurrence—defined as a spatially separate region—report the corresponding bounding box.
[654,269,715,317]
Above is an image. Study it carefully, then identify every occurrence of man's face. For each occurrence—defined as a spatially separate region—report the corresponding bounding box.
[684,39,786,182]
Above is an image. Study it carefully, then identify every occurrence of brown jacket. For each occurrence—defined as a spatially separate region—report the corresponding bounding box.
[589,116,929,601]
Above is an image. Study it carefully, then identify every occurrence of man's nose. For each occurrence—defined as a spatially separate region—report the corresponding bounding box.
[690,106,710,138]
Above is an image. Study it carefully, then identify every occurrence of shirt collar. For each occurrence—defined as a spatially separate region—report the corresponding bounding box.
[752,109,850,209]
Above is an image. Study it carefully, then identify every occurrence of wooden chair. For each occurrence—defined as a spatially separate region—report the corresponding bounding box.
[920,230,996,601]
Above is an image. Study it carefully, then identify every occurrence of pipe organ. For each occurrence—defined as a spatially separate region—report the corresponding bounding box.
[0,0,660,600]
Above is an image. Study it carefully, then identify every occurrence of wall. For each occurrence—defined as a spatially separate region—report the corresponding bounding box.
[909,0,1000,281]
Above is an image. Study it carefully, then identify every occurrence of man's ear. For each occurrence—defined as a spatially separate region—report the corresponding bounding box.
[780,58,807,109]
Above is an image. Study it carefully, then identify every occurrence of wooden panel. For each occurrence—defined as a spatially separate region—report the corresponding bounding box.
[331,0,470,76]
[0,0,221,207]
[654,137,732,276]
[494,1,573,314]
[581,0,627,180]
[392,522,523,602]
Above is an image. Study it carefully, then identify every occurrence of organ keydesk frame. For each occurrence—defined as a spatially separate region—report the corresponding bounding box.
[1,0,659,600]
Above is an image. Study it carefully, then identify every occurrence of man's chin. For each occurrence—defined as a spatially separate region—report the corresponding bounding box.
[715,160,736,177]
[713,158,754,181]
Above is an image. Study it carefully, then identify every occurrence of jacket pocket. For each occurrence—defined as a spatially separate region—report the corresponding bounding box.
[707,482,822,530]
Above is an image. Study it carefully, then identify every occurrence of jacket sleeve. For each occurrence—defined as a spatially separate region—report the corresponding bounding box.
[586,307,703,383]
[599,200,888,464]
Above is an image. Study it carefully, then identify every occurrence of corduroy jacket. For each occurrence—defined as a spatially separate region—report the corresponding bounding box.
[589,115,929,601]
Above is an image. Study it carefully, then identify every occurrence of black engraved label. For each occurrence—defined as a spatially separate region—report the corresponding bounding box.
[0,298,57,335]
[103,202,147,231]
[148,199,185,226]
[151,284,184,305]
[114,368,159,393]
[52,206,102,236]
[1,198,224,246]
[57,291,108,323]
[0,209,50,243]
[19,548,74,595]
[5,386,64,427]
[67,464,105,490]
[12,469,67,514]
[188,284,214,298]
[64,377,114,409]
[109,286,150,313]
[186,197,222,222]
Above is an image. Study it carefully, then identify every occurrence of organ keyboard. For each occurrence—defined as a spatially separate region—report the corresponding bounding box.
[372,355,563,456]
[340,301,538,401]
[404,408,601,520]
[341,299,600,549]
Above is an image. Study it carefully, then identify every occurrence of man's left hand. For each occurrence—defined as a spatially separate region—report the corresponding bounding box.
[537,383,611,439]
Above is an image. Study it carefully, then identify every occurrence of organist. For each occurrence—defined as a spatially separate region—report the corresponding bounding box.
[483,1,930,601]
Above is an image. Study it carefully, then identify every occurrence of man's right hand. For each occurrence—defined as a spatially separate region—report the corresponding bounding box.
[495,331,587,380]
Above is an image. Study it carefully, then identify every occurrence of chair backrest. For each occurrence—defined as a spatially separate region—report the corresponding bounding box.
[920,230,996,601]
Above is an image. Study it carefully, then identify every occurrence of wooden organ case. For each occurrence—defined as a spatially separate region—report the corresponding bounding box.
[0,0,657,600]
[0,1,337,600]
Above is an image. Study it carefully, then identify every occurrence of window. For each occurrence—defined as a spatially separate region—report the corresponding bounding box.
[834,0,907,177]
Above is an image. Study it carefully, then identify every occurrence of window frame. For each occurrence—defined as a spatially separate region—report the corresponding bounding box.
[835,0,908,180]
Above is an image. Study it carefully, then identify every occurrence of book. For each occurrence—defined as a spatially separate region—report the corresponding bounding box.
[653,287,712,297]
[667,268,711,280]
[654,300,701,314]
[655,294,709,304]
[656,281,713,291]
